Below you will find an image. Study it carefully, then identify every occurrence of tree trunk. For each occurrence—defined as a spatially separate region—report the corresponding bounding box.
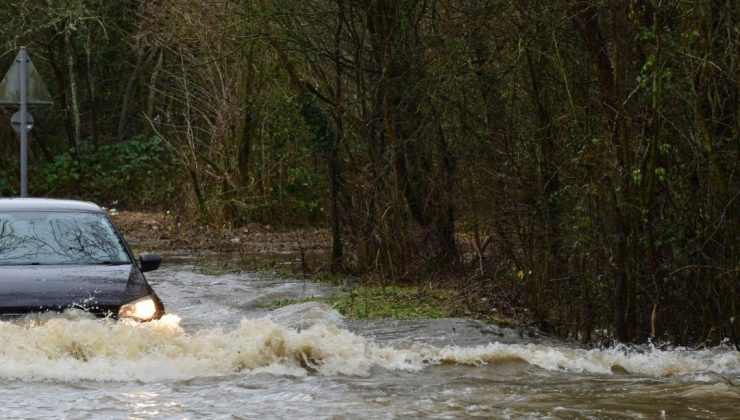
[144,48,164,138]
[330,0,345,272]
[117,36,150,141]
[46,39,76,154]
[572,0,635,341]
[64,30,80,157]
[84,31,99,150]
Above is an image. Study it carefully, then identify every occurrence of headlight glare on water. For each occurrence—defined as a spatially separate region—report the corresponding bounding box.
[118,296,157,321]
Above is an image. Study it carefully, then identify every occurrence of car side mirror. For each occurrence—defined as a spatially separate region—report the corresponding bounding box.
[139,253,161,272]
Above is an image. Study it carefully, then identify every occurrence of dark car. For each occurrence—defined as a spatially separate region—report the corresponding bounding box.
[0,198,164,321]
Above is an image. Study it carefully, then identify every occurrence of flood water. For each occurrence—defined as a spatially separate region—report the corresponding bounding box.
[2,256,738,419]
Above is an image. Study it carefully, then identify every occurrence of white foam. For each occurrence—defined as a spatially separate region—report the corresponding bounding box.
[0,315,737,382]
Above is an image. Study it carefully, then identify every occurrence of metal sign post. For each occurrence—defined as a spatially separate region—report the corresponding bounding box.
[19,47,28,197]
[0,46,53,197]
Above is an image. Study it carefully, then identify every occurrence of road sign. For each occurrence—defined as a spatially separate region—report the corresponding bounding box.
[1,47,52,197]
[0,49,53,105]
[11,111,33,133]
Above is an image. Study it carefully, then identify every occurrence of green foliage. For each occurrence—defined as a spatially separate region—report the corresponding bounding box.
[300,94,333,154]
[36,136,175,208]
[0,158,19,197]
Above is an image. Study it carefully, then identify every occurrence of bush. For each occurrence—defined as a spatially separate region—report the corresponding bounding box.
[36,136,176,208]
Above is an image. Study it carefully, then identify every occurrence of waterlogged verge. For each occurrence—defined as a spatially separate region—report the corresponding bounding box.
[0,307,738,383]
[263,285,457,320]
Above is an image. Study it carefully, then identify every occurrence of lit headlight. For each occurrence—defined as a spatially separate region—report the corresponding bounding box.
[118,296,158,321]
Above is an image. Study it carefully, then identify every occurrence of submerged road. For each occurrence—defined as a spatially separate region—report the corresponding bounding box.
[1,256,738,418]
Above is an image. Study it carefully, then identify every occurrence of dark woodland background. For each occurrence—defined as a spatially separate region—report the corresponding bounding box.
[0,0,737,345]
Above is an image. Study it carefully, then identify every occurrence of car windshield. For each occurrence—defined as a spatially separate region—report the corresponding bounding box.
[0,211,130,265]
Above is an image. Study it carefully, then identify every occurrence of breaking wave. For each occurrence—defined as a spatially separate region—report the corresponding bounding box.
[0,309,738,382]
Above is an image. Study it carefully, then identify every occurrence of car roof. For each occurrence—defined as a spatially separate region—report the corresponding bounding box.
[0,198,105,213]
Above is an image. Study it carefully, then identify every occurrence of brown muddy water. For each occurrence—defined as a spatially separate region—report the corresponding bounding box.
[1,255,738,419]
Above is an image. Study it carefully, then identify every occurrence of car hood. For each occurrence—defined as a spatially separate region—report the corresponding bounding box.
[0,264,150,313]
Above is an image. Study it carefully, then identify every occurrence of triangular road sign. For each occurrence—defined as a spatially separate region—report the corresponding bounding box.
[0,49,53,105]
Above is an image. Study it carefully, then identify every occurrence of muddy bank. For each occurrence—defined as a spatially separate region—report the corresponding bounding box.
[112,210,524,330]
[111,210,329,255]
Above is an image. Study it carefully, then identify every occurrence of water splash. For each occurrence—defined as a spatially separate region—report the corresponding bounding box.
[0,308,738,382]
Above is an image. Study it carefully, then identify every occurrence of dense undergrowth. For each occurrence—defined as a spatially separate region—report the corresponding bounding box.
[0,137,174,208]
